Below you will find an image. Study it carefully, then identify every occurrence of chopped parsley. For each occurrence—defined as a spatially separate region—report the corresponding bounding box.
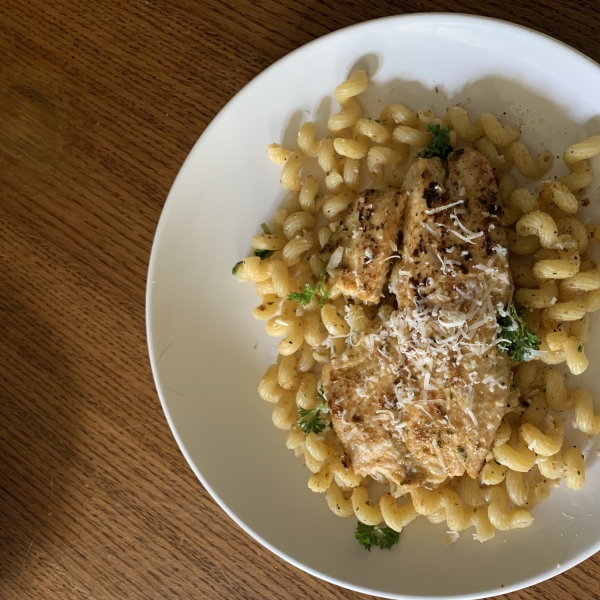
[296,400,331,435]
[355,522,400,551]
[417,124,453,160]
[254,248,273,260]
[497,304,540,363]
[232,260,243,275]
[578,345,583,353]
[288,268,330,308]
[316,385,326,403]
[260,223,272,234]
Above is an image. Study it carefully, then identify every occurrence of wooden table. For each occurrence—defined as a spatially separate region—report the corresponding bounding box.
[2,1,600,598]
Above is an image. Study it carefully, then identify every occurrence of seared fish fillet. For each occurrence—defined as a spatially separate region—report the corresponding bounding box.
[323,148,512,488]
[324,188,406,303]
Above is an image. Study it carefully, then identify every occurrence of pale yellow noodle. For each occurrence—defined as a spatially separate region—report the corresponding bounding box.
[493,442,536,472]
[533,258,580,280]
[563,135,600,170]
[478,112,520,146]
[305,431,334,462]
[282,234,313,267]
[392,125,431,147]
[333,137,369,159]
[278,317,305,355]
[277,354,298,390]
[520,390,548,426]
[280,149,304,191]
[445,106,484,142]
[353,118,391,143]
[544,301,586,322]
[258,364,284,403]
[570,313,590,343]
[323,191,354,220]
[283,211,315,240]
[352,486,383,525]
[509,141,553,178]
[267,143,292,164]
[571,389,600,434]
[379,494,419,532]
[325,168,345,194]
[251,233,287,251]
[564,448,585,490]
[475,136,513,172]
[487,486,533,531]
[479,461,507,485]
[507,230,540,255]
[272,390,297,430]
[510,260,538,288]
[380,103,418,129]
[520,418,564,456]
[295,342,315,373]
[342,157,361,191]
[253,295,280,321]
[564,336,588,374]
[326,480,354,517]
[585,289,600,312]
[298,175,321,214]
[505,470,529,507]
[539,180,579,214]
[516,210,558,248]
[497,172,517,201]
[556,216,589,253]
[317,138,336,173]
[298,122,319,157]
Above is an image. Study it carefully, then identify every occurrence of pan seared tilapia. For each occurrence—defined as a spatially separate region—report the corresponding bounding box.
[323,148,512,489]
[323,188,406,303]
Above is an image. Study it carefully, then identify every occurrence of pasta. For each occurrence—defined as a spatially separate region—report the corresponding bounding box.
[236,68,600,550]
[509,141,553,179]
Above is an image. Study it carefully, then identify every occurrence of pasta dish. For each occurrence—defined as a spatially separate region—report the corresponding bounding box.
[232,70,600,550]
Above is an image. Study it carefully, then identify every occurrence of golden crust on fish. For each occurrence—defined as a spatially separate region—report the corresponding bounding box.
[324,189,406,303]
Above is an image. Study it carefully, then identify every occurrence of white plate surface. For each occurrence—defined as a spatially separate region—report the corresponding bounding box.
[147,14,600,599]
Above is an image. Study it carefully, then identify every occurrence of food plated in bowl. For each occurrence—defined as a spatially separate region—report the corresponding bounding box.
[147,13,600,599]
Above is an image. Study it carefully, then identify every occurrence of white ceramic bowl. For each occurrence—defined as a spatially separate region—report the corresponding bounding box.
[146,14,600,599]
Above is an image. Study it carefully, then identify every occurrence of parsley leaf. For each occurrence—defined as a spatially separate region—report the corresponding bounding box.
[316,385,326,403]
[417,124,453,160]
[578,345,583,352]
[296,399,331,435]
[232,260,243,275]
[497,304,540,362]
[355,522,400,551]
[254,248,273,260]
[260,223,272,234]
[288,268,330,308]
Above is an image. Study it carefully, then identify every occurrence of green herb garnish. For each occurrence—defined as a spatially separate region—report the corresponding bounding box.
[254,248,273,260]
[497,304,540,363]
[316,385,326,403]
[417,124,453,160]
[260,223,272,234]
[578,345,583,353]
[297,400,331,435]
[355,522,400,551]
[232,261,243,275]
[288,268,330,308]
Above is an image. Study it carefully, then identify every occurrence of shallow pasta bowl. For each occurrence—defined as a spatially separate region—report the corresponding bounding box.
[146,13,600,599]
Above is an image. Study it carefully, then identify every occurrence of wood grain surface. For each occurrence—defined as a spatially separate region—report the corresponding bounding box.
[2,1,600,598]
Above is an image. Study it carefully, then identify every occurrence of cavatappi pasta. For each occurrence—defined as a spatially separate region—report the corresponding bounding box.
[234,69,600,548]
